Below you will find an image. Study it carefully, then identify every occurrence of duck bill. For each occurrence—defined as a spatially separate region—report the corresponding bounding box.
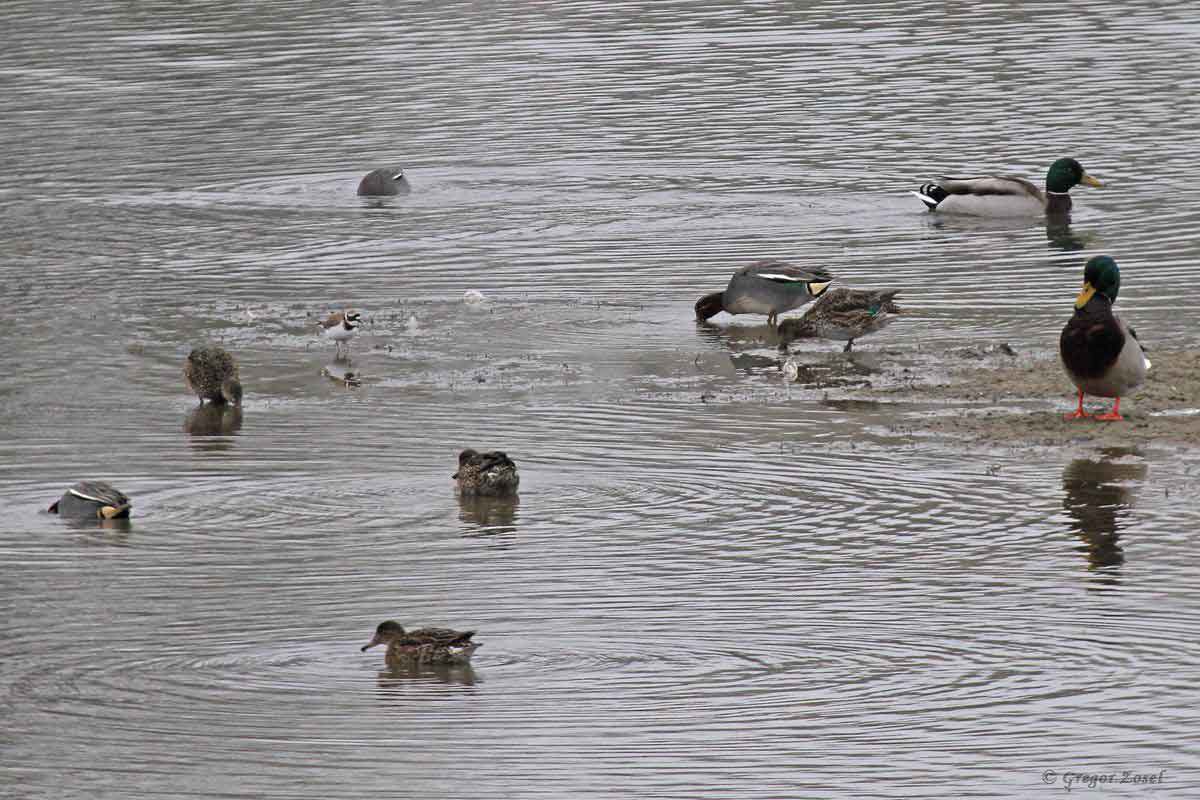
[1080,173,1104,188]
[361,634,383,652]
[1074,282,1097,309]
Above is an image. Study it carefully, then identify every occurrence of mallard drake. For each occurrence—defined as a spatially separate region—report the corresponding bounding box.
[695,259,834,327]
[357,168,408,197]
[318,309,361,359]
[184,346,243,405]
[48,480,130,519]
[454,449,519,496]
[777,288,901,352]
[1060,256,1149,421]
[360,620,479,667]
[912,157,1103,217]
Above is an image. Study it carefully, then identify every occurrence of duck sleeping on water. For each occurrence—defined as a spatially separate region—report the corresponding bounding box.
[1060,256,1149,421]
[912,157,1103,217]
[184,346,243,406]
[361,621,479,668]
[454,449,519,496]
[695,259,833,327]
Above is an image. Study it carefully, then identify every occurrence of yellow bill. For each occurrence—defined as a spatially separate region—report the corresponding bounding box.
[1075,282,1097,309]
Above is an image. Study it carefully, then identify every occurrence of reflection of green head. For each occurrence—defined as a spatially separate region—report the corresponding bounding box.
[1077,255,1121,309]
[1046,158,1103,193]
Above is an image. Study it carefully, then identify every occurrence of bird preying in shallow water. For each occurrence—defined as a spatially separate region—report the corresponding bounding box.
[695,259,834,327]
[911,157,1103,218]
[453,449,519,496]
[184,346,243,405]
[1059,255,1149,421]
[777,287,902,352]
[48,481,131,520]
[360,620,479,667]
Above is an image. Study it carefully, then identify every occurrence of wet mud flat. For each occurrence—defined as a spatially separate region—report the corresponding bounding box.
[788,346,1200,452]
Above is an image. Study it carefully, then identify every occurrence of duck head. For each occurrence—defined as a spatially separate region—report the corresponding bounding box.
[694,291,725,321]
[361,620,406,651]
[1047,158,1104,193]
[1076,255,1121,309]
[221,377,243,405]
[453,448,479,478]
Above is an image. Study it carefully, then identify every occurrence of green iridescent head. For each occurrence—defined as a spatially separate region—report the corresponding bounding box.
[1075,255,1120,308]
[1046,158,1104,193]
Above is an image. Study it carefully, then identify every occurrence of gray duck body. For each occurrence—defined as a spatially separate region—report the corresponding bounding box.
[48,480,131,519]
[695,259,834,326]
[356,168,409,197]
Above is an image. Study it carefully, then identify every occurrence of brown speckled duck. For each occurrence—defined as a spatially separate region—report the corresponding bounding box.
[184,346,243,405]
[778,287,901,352]
[48,480,131,520]
[1060,256,1150,421]
[454,449,519,496]
[360,620,479,667]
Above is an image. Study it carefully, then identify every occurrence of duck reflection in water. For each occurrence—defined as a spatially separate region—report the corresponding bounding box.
[184,404,244,437]
[376,661,479,689]
[1045,218,1093,252]
[457,493,520,540]
[1061,450,1147,574]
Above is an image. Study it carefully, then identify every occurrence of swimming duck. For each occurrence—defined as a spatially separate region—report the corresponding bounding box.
[48,480,131,519]
[695,259,834,327]
[1060,256,1149,421]
[360,620,479,667]
[454,449,519,496]
[318,309,361,359]
[184,347,243,405]
[777,288,901,352]
[357,168,408,197]
[912,157,1103,217]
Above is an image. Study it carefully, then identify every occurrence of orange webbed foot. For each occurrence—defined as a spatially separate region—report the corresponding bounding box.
[1094,411,1125,421]
[1064,409,1092,420]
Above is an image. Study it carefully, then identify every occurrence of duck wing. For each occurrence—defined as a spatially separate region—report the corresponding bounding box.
[937,175,1043,199]
[69,481,130,507]
[407,627,476,646]
[742,259,834,284]
[816,288,900,315]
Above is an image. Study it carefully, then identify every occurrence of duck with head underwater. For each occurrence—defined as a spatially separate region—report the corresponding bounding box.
[912,157,1103,218]
[1060,255,1150,421]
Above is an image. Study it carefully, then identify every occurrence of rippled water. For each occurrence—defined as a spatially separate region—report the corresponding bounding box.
[3,1,1200,797]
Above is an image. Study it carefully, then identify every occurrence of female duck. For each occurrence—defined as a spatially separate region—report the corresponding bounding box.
[912,157,1103,217]
[48,480,131,520]
[184,347,243,405]
[454,449,519,496]
[695,259,834,327]
[361,620,479,667]
[778,288,901,352]
[1060,256,1149,421]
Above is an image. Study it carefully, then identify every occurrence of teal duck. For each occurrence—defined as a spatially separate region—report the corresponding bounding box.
[912,157,1103,217]
[454,449,519,496]
[695,259,834,327]
[184,347,242,405]
[48,480,130,519]
[778,288,901,352]
[357,168,408,197]
[361,620,479,667]
[1060,256,1150,421]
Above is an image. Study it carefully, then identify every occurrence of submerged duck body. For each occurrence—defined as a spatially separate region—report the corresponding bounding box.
[695,259,834,327]
[454,449,519,496]
[361,620,479,667]
[1060,256,1149,421]
[48,480,131,519]
[357,168,408,197]
[778,288,901,352]
[184,347,242,405]
[912,157,1103,217]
